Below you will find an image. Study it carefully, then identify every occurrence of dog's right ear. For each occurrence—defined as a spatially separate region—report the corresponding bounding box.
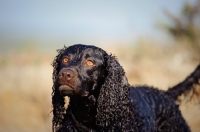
[52,46,68,132]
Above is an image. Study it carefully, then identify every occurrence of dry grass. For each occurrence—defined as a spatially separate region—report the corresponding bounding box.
[0,43,199,132]
[0,65,52,132]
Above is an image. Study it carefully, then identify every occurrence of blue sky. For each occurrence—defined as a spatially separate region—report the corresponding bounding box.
[0,0,196,50]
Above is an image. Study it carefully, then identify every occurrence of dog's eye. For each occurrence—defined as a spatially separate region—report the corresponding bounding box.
[62,57,69,64]
[85,60,95,66]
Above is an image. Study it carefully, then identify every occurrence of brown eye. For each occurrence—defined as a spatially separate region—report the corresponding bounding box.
[62,57,69,64]
[85,60,94,66]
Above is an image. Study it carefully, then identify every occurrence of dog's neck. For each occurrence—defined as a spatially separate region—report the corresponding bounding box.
[69,95,98,129]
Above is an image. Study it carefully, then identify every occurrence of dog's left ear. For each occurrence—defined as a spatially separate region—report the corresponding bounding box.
[96,54,130,129]
[52,46,67,132]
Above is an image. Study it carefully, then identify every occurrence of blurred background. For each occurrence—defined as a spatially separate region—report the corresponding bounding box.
[0,0,200,132]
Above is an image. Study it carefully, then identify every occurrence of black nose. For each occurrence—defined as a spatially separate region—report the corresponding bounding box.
[59,68,75,81]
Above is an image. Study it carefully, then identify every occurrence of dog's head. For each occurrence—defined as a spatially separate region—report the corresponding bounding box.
[55,44,107,97]
[52,44,130,131]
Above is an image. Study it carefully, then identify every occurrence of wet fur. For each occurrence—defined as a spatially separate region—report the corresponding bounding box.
[52,44,200,132]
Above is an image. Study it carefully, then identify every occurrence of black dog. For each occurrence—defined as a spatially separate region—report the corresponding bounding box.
[52,44,200,132]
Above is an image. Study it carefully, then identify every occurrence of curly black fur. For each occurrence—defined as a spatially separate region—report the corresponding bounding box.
[95,55,141,131]
[52,44,200,132]
[52,46,68,131]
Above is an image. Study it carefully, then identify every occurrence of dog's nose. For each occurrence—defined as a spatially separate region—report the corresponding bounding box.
[59,69,75,81]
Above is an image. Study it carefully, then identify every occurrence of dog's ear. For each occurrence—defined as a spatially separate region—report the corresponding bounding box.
[52,46,67,131]
[96,54,130,129]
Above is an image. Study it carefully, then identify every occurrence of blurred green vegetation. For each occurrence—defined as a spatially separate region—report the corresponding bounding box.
[161,0,200,54]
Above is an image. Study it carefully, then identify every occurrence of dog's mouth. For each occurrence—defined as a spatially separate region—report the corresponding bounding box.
[59,84,90,97]
[59,85,75,96]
